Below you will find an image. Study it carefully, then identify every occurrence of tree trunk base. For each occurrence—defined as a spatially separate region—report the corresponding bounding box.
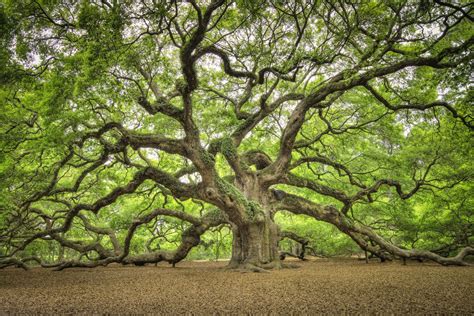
[225,259,299,272]
[228,217,283,272]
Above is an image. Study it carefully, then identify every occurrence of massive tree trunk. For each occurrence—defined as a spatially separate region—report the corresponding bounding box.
[229,214,280,269]
[224,178,283,271]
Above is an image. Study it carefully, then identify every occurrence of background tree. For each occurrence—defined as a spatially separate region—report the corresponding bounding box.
[0,0,472,271]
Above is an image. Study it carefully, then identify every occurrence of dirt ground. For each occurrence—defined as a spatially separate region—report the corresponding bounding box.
[1,258,473,315]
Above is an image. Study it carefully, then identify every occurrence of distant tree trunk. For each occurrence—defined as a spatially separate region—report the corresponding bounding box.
[58,246,64,262]
[292,243,302,257]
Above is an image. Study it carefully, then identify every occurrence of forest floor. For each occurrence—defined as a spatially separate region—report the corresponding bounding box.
[1,258,473,315]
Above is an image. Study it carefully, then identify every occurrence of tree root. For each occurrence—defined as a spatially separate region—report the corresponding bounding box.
[225,260,300,273]
[233,263,271,273]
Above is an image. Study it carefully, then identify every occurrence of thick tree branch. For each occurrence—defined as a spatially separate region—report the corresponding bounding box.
[273,192,474,266]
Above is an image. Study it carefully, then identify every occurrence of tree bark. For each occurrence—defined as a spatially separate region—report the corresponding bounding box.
[276,193,474,266]
[228,214,281,270]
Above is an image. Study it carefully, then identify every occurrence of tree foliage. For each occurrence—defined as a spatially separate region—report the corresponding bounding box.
[0,0,473,270]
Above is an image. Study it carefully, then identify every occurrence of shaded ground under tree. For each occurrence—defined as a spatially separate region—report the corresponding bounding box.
[1,259,473,315]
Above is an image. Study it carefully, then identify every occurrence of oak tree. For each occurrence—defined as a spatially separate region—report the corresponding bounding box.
[1,0,473,271]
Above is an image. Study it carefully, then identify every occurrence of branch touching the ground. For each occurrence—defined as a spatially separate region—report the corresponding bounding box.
[2,208,227,271]
[272,191,474,266]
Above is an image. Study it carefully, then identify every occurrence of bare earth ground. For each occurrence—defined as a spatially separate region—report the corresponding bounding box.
[1,258,473,315]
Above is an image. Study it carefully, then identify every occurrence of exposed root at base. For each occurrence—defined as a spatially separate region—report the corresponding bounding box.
[234,263,271,273]
[280,262,300,269]
[225,260,300,273]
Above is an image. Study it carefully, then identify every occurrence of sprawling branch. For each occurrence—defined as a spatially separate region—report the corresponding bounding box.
[273,192,473,266]
[364,84,473,129]
[266,37,473,181]
[2,207,227,271]
[284,173,350,204]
